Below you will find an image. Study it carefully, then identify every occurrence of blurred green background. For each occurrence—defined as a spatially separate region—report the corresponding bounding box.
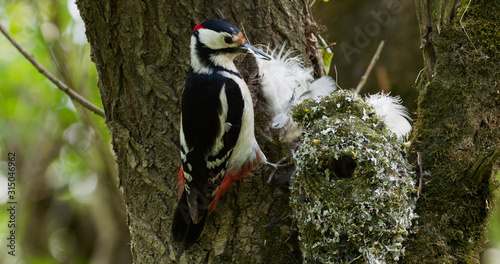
[0,0,498,263]
[0,0,131,263]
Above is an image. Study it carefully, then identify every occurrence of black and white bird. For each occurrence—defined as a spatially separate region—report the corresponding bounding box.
[172,19,271,250]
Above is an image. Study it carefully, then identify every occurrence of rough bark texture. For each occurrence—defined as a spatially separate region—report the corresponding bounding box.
[404,0,500,262]
[76,0,312,263]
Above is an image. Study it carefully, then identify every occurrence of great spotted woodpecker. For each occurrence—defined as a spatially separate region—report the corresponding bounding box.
[171,20,271,250]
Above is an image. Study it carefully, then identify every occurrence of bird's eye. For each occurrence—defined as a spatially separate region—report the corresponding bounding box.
[224,36,233,44]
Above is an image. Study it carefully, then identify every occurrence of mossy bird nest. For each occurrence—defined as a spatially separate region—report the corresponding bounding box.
[290,89,417,263]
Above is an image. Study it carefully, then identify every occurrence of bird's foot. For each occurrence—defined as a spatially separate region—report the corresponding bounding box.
[265,155,295,184]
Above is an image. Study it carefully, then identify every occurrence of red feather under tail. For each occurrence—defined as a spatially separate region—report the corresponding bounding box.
[207,152,263,213]
[177,168,185,198]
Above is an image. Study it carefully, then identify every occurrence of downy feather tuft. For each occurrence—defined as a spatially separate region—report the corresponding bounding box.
[365,93,412,139]
[256,45,336,141]
[256,45,411,141]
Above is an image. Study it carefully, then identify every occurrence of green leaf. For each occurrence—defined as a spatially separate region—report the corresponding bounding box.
[317,34,333,75]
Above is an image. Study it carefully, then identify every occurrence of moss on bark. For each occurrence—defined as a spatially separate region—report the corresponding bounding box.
[404,0,500,262]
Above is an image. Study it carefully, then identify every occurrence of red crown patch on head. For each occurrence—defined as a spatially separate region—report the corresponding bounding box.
[193,22,206,33]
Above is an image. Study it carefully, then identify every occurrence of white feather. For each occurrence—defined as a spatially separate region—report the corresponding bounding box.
[256,45,336,140]
[365,93,412,139]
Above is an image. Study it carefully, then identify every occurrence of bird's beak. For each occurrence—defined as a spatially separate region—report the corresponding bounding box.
[242,42,272,61]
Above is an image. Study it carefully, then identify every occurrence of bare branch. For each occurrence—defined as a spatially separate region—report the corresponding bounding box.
[355,40,385,94]
[0,23,105,118]
[417,151,423,197]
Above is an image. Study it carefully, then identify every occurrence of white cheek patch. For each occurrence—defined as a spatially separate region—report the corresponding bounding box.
[209,54,239,72]
[198,29,230,50]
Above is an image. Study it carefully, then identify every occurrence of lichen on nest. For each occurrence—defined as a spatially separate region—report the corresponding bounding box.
[290,89,417,263]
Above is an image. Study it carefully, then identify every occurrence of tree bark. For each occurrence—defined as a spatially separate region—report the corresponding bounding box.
[76,0,312,263]
[405,0,500,262]
[76,0,500,262]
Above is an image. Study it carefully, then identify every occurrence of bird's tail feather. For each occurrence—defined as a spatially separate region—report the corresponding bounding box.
[172,191,207,258]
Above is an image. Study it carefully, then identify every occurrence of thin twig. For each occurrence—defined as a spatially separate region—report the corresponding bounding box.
[417,152,423,197]
[355,40,385,94]
[0,23,105,118]
[347,254,363,264]
[414,68,425,84]
[459,0,477,51]
[309,0,317,8]
[333,63,338,84]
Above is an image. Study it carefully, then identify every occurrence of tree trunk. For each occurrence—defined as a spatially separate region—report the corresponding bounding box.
[76,0,313,263]
[405,0,500,262]
[76,0,500,262]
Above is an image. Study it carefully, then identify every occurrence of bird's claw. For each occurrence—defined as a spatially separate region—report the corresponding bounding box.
[265,156,294,184]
